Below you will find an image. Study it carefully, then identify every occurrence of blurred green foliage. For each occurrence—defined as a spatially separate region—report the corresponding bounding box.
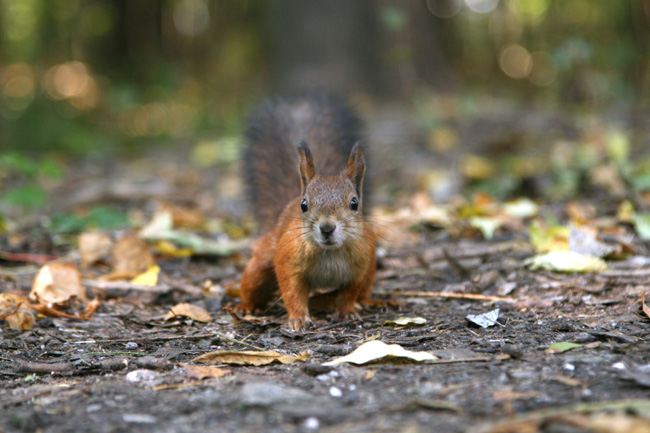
[0,152,63,209]
[50,206,130,233]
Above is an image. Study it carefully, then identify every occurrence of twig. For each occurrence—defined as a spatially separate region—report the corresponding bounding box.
[394,291,516,303]
[488,399,650,426]
[442,248,471,277]
[212,331,265,351]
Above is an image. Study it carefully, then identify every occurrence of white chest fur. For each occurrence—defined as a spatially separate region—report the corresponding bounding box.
[307,248,352,292]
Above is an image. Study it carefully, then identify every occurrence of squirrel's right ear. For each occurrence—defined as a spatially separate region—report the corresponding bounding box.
[297,141,315,194]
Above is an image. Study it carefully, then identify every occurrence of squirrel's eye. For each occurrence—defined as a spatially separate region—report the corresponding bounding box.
[301,199,308,213]
[350,197,359,211]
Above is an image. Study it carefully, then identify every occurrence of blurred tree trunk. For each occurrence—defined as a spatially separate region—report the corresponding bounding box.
[270,0,454,98]
[270,0,378,96]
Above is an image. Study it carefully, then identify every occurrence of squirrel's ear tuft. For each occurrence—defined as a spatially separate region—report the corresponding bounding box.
[297,140,315,194]
[346,142,365,197]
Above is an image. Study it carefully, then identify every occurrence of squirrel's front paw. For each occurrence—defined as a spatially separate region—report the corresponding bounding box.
[229,302,260,316]
[288,315,314,331]
[359,297,402,312]
[332,311,362,322]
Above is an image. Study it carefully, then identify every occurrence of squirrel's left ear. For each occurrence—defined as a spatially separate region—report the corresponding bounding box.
[346,142,365,197]
[297,140,315,195]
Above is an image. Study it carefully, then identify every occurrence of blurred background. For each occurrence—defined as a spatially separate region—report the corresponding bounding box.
[1,0,650,227]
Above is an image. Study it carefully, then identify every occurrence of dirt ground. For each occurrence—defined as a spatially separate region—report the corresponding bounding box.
[1,102,650,433]
[1,232,650,433]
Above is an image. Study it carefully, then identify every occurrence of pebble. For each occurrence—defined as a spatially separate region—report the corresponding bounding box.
[329,386,343,398]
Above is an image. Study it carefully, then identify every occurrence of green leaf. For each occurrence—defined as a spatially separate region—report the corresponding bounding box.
[39,157,63,180]
[87,206,130,230]
[546,342,583,353]
[632,213,650,240]
[1,184,46,209]
[524,251,608,273]
[0,152,38,177]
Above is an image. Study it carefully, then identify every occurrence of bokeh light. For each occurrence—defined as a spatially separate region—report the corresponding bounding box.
[499,44,532,79]
[426,0,463,19]
[43,62,100,110]
[1,63,35,111]
[465,0,499,14]
[173,0,209,37]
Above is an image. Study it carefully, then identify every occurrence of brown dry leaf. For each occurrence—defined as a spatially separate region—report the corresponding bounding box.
[364,369,377,381]
[79,232,113,268]
[486,420,542,433]
[642,293,650,320]
[30,263,87,305]
[111,231,155,277]
[165,303,212,323]
[192,350,309,366]
[31,298,100,320]
[0,293,35,330]
[588,412,650,433]
[492,389,540,401]
[79,298,101,320]
[160,202,204,229]
[181,363,231,379]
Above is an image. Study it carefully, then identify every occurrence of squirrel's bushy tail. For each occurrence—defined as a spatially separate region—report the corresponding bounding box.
[243,93,364,231]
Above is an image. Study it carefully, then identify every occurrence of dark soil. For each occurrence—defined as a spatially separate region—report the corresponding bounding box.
[2,102,650,433]
[1,234,649,433]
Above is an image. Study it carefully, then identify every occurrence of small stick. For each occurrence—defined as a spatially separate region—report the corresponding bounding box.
[394,291,516,303]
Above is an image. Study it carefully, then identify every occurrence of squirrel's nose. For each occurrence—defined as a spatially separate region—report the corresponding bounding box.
[319,222,336,238]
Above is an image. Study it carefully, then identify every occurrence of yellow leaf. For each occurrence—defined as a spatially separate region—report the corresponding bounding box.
[131,265,160,286]
[192,350,309,366]
[524,251,608,273]
[384,317,427,327]
[153,240,193,258]
[165,302,212,323]
[529,220,569,253]
[323,340,437,366]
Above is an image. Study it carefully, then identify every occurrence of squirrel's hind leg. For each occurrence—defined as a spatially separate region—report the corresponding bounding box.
[235,233,278,314]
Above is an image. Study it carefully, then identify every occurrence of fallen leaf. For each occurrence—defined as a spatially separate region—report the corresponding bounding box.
[466,308,500,328]
[165,303,212,323]
[323,340,437,366]
[30,298,100,320]
[589,412,650,433]
[529,220,569,253]
[524,251,608,273]
[364,369,377,381]
[492,389,540,401]
[192,350,309,366]
[112,232,155,277]
[617,200,635,223]
[569,224,616,258]
[181,363,230,379]
[469,216,503,240]
[546,342,583,353]
[642,293,650,320]
[131,265,160,286]
[159,202,204,229]
[503,198,540,219]
[384,317,427,327]
[632,213,650,240]
[152,240,193,258]
[0,293,35,330]
[30,263,87,305]
[79,232,113,268]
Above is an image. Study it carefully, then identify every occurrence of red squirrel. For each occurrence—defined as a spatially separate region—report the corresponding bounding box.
[236,94,386,330]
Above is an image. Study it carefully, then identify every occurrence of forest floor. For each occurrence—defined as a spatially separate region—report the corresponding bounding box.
[1,98,650,433]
